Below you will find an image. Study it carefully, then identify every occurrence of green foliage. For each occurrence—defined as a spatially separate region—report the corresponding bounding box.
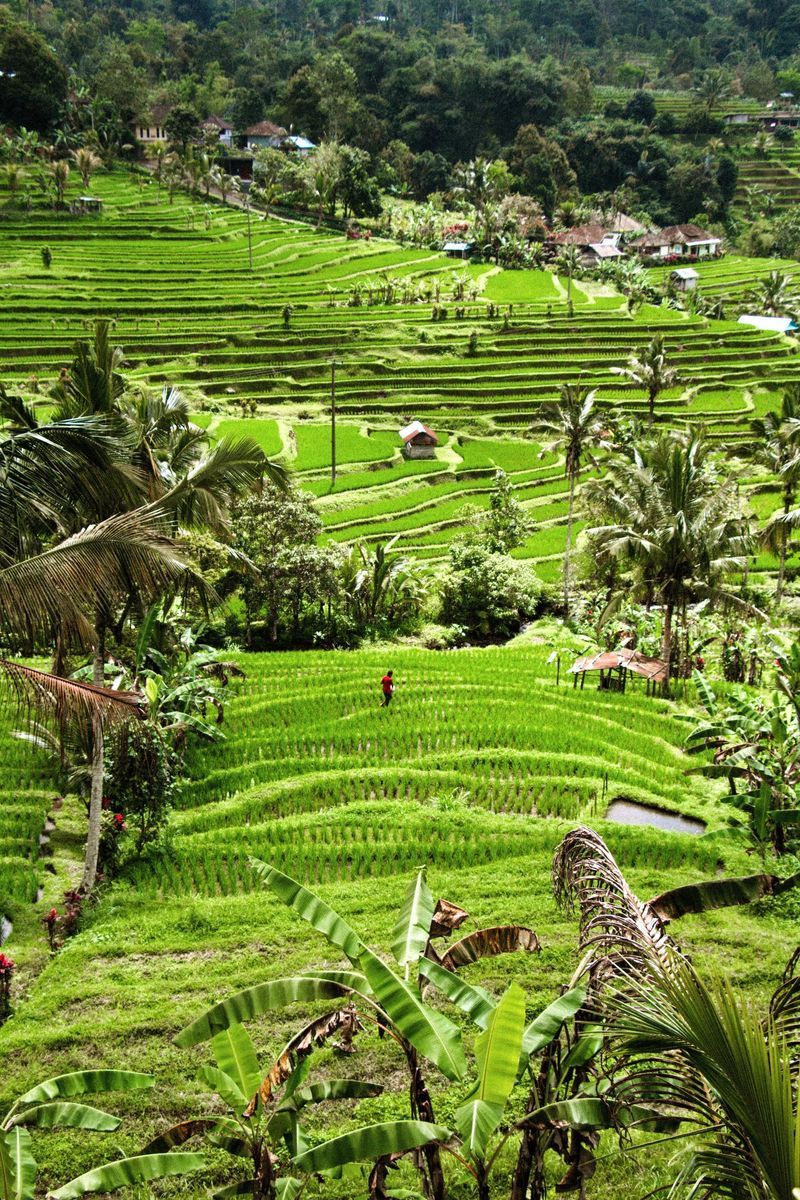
[440,542,543,639]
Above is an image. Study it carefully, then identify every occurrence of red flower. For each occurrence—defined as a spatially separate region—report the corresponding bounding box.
[113,813,126,830]
[43,908,58,926]
[0,952,15,979]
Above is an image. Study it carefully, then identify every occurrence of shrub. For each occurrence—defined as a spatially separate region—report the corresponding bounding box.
[439,542,543,640]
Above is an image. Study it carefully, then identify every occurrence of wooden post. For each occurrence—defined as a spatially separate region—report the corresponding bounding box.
[330,358,337,488]
[556,654,561,686]
[246,194,252,271]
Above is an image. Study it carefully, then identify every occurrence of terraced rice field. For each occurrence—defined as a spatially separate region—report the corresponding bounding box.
[1,167,797,581]
[593,85,761,117]
[0,721,52,918]
[645,252,800,301]
[4,644,798,1197]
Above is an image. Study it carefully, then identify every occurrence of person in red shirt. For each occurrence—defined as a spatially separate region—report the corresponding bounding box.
[380,670,394,707]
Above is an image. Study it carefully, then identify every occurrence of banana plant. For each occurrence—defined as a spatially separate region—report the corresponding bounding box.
[146,1019,382,1199]
[0,1069,204,1200]
[420,949,670,1200]
[174,863,540,1200]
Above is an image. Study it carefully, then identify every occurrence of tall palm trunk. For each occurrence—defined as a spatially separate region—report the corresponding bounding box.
[777,491,792,602]
[660,601,673,694]
[564,470,576,616]
[648,386,656,423]
[81,622,105,893]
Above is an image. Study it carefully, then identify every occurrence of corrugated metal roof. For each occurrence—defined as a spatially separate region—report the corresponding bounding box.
[399,420,438,443]
[569,647,668,683]
[738,314,797,333]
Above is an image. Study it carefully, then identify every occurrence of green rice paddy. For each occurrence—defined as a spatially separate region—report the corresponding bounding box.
[0,167,797,578]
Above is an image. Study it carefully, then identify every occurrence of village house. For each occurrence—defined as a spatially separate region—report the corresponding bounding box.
[631,224,722,261]
[399,420,438,459]
[546,223,625,266]
[133,104,172,144]
[201,115,234,147]
[243,120,288,151]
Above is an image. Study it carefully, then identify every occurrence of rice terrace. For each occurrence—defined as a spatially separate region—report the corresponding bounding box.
[2,10,800,1198]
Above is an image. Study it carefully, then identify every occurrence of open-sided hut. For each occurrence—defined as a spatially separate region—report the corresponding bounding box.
[569,647,667,694]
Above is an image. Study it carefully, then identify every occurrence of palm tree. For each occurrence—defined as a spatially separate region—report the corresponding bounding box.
[71,147,101,190]
[752,129,773,159]
[605,944,800,1200]
[585,432,751,684]
[752,388,800,601]
[151,140,168,198]
[555,245,581,314]
[555,825,800,1200]
[694,67,732,117]
[50,159,70,208]
[4,163,25,205]
[613,333,678,423]
[31,322,283,890]
[748,270,800,317]
[529,385,605,615]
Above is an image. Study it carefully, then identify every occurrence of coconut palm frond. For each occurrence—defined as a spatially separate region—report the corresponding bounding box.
[156,437,286,535]
[552,826,673,987]
[606,950,800,1200]
[0,508,192,644]
[0,659,143,730]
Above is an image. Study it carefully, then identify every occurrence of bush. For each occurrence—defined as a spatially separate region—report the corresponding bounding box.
[439,543,543,640]
[104,724,176,854]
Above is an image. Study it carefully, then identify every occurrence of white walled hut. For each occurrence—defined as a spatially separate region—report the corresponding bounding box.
[400,420,438,459]
[670,266,699,291]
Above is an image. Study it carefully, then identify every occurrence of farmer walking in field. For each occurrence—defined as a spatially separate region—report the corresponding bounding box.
[380,670,394,707]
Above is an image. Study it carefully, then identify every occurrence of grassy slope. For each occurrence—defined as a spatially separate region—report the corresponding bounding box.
[1,645,797,1198]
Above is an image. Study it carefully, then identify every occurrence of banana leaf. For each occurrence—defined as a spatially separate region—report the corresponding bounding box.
[648,872,800,920]
[9,1104,120,1133]
[294,1120,451,1173]
[360,949,466,1081]
[0,1127,36,1200]
[250,860,362,962]
[454,1100,503,1162]
[17,1072,153,1106]
[419,959,496,1029]
[440,926,540,971]
[212,1025,261,1098]
[391,868,434,969]
[48,1152,205,1199]
[174,973,366,1047]
[522,985,587,1055]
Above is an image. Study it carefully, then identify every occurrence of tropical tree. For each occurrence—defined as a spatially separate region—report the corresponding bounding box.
[22,322,280,891]
[554,824,800,1200]
[150,140,167,198]
[694,67,732,117]
[50,158,70,207]
[687,652,800,856]
[70,147,100,190]
[748,270,800,316]
[0,1068,204,1199]
[300,140,342,226]
[584,432,752,684]
[603,936,800,1200]
[4,163,25,204]
[612,333,678,424]
[555,244,581,313]
[343,538,425,627]
[530,385,605,614]
[751,387,800,600]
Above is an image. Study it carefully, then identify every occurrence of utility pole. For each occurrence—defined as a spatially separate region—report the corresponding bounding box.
[330,358,337,488]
